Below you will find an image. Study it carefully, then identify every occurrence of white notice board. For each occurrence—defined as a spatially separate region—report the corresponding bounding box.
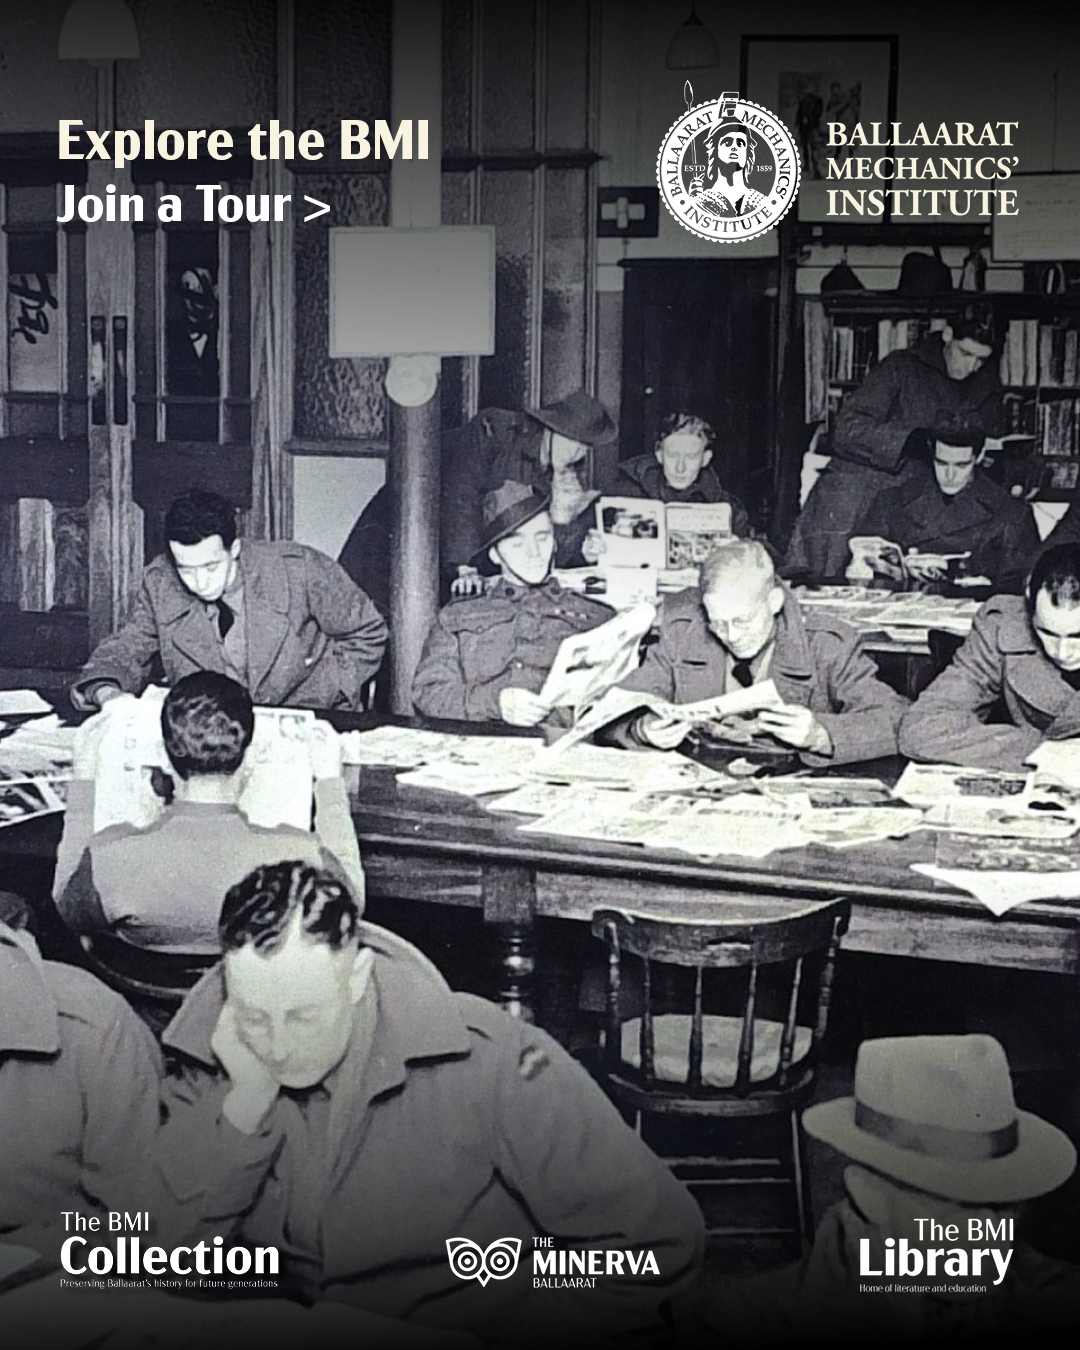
[993,174,1080,262]
[329,225,496,357]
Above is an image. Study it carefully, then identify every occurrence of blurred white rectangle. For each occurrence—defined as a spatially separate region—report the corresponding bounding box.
[330,226,495,356]
[993,174,1080,262]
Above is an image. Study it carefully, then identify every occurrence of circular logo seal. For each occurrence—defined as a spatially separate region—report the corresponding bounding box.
[656,91,801,242]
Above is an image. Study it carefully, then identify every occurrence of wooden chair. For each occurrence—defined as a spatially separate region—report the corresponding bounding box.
[80,933,217,1038]
[590,899,850,1252]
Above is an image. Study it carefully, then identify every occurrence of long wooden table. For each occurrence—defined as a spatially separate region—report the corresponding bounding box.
[8,712,1080,1022]
[347,738,1080,1020]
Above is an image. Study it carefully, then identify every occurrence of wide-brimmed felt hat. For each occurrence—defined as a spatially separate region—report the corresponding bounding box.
[526,389,617,447]
[802,1034,1076,1204]
[471,480,551,569]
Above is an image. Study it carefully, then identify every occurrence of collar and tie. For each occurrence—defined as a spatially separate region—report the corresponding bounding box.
[215,598,235,639]
[731,658,755,688]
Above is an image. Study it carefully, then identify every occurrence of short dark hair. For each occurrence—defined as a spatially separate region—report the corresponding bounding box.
[948,300,997,351]
[164,490,238,548]
[656,412,715,453]
[161,672,254,779]
[1028,543,1080,613]
[220,861,362,956]
[932,430,985,455]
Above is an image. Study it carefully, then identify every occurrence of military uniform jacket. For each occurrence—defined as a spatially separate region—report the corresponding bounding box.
[1,932,162,1257]
[833,335,1003,476]
[71,540,387,711]
[615,454,751,535]
[855,469,1040,594]
[618,587,906,766]
[784,335,1004,580]
[158,925,704,1344]
[411,577,613,722]
[899,594,1080,771]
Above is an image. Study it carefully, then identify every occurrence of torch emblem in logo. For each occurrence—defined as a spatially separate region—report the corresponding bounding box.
[657,83,800,242]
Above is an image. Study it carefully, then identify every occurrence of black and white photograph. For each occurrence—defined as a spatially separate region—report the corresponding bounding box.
[2,1,1080,1347]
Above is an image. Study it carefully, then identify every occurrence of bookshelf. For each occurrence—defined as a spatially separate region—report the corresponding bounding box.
[804,293,1080,500]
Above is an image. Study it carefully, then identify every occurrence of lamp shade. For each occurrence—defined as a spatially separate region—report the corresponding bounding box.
[58,0,140,60]
[665,10,720,71]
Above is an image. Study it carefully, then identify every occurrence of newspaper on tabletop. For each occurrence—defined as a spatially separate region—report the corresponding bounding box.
[0,714,75,784]
[0,779,65,829]
[894,762,1032,808]
[515,782,923,860]
[895,760,1080,837]
[911,864,1080,918]
[0,689,51,716]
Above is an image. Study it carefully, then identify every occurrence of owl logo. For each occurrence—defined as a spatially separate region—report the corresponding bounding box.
[445,1237,523,1286]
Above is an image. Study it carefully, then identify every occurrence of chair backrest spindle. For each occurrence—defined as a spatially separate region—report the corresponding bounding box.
[641,956,655,1082]
[591,899,851,1100]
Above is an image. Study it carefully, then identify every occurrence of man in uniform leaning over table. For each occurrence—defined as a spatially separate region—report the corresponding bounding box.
[412,480,613,727]
[616,539,907,765]
[848,431,1040,595]
[70,489,387,713]
[900,542,1080,771]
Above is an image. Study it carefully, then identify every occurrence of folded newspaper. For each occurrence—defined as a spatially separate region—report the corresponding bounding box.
[911,863,1080,918]
[894,760,1080,839]
[1026,739,1080,790]
[515,785,922,860]
[538,601,656,710]
[540,679,784,759]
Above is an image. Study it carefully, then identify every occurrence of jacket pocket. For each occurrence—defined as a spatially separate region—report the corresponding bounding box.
[458,621,517,682]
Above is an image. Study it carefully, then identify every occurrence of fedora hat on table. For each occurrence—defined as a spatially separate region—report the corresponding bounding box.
[802,1034,1076,1205]
[471,480,552,570]
[526,389,617,447]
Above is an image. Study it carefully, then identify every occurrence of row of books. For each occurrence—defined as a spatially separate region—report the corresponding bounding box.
[1036,397,1080,459]
[1046,460,1080,491]
[1001,319,1080,388]
[828,317,948,383]
[827,316,1080,390]
[1002,391,1080,460]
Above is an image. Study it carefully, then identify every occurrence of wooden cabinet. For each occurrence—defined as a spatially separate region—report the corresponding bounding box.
[618,260,778,529]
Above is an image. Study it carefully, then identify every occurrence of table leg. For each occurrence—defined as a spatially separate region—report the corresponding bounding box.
[493,922,536,1022]
[482,864,537,1022]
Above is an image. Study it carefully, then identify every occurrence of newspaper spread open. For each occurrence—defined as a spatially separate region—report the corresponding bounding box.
[91,687,316,833]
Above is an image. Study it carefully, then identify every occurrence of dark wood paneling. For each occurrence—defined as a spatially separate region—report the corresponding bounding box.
[0,608,88,670]
[132,442,253,559]
[619,260,778,530]
[0,439,89,503]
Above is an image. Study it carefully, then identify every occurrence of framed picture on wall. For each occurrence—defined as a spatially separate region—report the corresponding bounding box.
[741,35,898,224]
